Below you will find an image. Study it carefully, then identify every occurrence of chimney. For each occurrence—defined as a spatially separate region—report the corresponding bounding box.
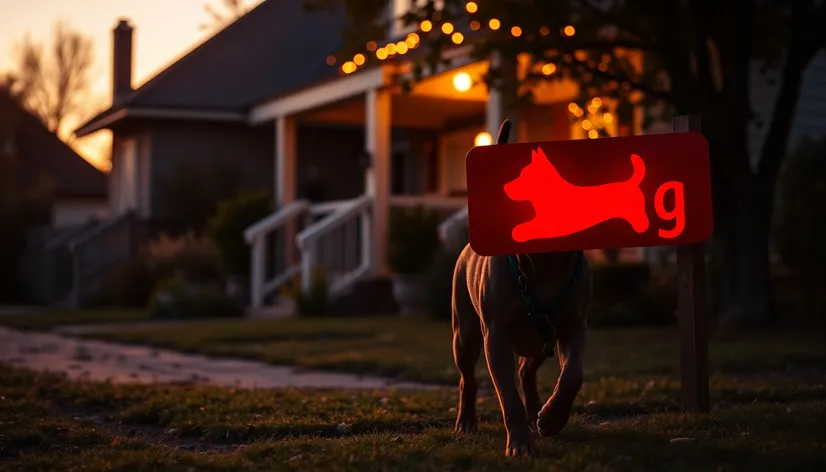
[112,18,133,104]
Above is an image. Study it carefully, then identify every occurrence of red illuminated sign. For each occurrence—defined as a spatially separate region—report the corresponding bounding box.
[465,133,713,256]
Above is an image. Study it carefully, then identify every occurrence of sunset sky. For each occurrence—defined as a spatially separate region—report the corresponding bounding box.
[0,0,263,171]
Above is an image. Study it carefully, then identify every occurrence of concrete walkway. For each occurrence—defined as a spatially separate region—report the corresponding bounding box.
[0,326,441,391]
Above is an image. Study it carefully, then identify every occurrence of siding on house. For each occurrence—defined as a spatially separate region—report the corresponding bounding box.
[749,49,826,168]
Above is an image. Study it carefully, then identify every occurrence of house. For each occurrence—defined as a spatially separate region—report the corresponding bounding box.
[0,89,109,228]
[72,0,648,310]
[0,87,109,304]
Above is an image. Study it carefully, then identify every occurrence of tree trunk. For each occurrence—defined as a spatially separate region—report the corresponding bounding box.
[716,176,776,327]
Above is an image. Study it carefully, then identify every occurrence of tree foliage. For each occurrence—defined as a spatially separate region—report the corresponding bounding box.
[307,0,826,325]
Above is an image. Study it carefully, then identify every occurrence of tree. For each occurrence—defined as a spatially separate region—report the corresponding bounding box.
[774,136,826,320]
[7,21,95,143]
[200,0,250,31]
[307,0,826,326]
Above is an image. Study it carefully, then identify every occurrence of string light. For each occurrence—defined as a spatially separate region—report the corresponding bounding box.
[341,61,356,74]
[353,53,366,66]
[581,119,592,130]
[465,1,478,13]
[588,129,599,139]
[489,18,501,30]
[442,22,454,34]
[452,32,464,44]
[386,43,397,55]
[421,20,433,32]
[563,25,576,36]
[470,20,481,30]
[511,26,522,37]
[539,26,550,36]
[366,41,377,51]
[541,63,556,75]
[396,41,409,54]
[376,48,388,60]
[603,112,613,123]
[326,55,336,65]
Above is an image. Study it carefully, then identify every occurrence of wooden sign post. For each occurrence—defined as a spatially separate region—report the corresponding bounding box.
[672,115,710,413]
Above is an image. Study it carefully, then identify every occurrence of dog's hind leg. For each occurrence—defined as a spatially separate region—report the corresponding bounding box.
[453,288,482,434]
[519,355,547,430]
[536,319,587,437]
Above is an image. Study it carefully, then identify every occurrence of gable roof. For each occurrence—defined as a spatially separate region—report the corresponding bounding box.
[75,0,346,135]
[0,89,107,199]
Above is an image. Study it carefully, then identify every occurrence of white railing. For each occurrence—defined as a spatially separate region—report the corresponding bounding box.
[298,195,372,296]
[439,205,468,246]
[244,200,310,308]
[245,196,373,308]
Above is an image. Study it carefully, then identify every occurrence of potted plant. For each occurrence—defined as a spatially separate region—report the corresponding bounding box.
[387,205,442,315]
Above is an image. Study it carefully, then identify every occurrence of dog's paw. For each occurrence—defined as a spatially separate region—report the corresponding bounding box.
[505,433,535,457]
[536,402,572,437]
[454,415,477,434]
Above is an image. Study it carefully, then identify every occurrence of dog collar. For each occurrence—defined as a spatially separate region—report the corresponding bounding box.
[507,251,584,357]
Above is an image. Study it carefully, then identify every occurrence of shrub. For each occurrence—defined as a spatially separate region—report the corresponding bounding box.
[207,189,274,277]
[148,274,244,319]
[285,268,330,318]
[388,205,442,274]
[89,252,155,308]
[425,247,461,322]
[144,232,224,285]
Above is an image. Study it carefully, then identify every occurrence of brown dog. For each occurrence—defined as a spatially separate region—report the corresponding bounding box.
[452,121,593,456]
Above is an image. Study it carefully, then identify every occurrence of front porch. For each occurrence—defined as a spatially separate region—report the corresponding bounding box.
[243,55,633,310]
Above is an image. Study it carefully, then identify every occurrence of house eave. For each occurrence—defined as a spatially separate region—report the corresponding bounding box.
[74,106,249,137]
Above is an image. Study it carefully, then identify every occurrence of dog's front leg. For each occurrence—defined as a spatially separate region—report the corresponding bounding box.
[484,328,534,456]
[519,355,546,430]
[537,319,586,437]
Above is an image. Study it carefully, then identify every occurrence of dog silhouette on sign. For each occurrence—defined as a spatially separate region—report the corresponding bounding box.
[503,148,650,243]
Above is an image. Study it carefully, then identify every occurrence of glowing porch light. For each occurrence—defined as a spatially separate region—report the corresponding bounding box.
[421,20,433,32]
[452,32,464,44]
[442,22,454,34]
[474,131,493,146]
[353,53,366,66]
[489,18,501,30]
[466,2,478,13]
[453,72,472,92]
[563,25,576,36]
[541,63,556,75]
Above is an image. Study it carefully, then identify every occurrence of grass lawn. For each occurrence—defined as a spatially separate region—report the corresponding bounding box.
[2,331,826,472]
[82,315,826,389]
[0,309,153,332]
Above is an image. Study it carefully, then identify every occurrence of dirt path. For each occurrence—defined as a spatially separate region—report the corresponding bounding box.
[0,326,441,390]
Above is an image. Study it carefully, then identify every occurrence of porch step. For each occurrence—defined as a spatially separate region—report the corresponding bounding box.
[330,277,398,317]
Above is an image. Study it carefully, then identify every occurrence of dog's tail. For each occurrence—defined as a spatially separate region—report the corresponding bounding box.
[628,154,645,186]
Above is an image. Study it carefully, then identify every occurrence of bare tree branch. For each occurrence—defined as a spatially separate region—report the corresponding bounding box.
[9,22,94,141]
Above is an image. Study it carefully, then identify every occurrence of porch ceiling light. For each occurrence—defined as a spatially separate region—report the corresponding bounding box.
[474,132,492,147]
[453,72,472,92]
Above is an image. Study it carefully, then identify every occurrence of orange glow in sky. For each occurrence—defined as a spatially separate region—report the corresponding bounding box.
[0,0,263,171]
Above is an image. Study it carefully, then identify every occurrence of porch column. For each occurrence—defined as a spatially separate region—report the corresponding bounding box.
[276,116,298,264]
[486,51,521,143]
[365,88,391,276]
